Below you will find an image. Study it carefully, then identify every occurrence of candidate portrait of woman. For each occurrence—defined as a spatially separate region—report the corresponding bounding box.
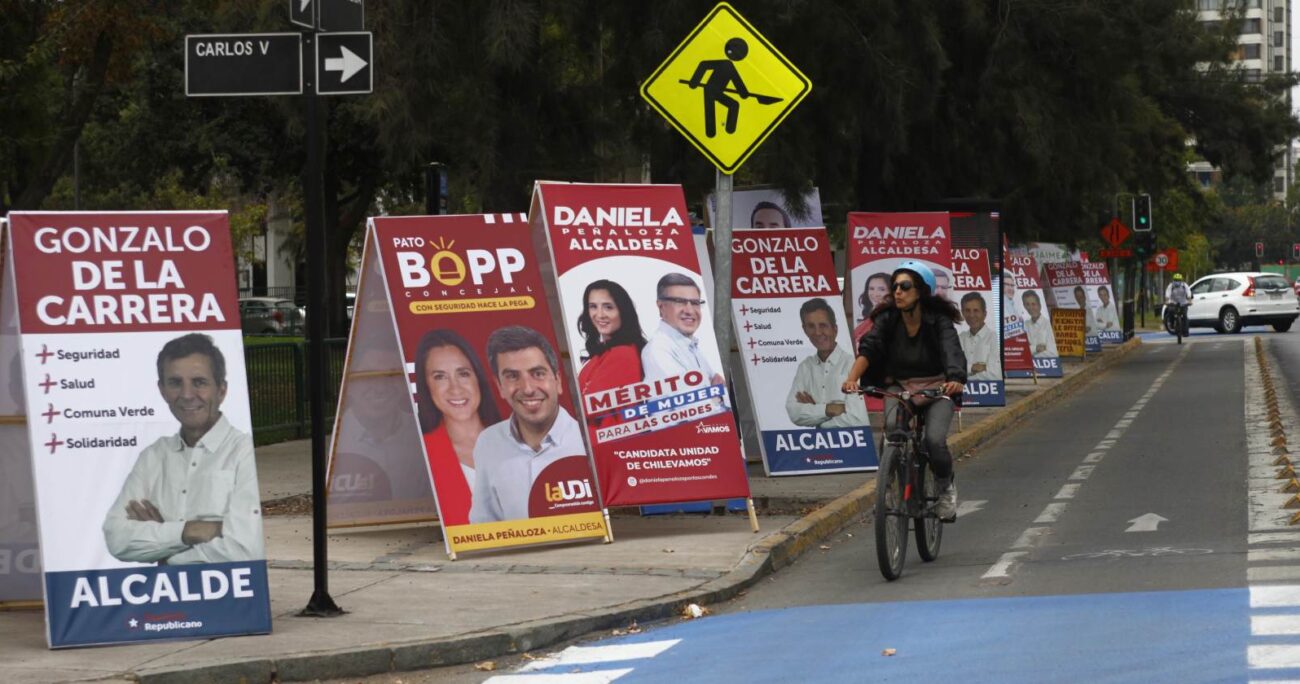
[414,328,501,527]
[853,272,891,343]
[576,279,646,425]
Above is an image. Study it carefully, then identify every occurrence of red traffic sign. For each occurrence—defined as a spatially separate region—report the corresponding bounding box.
[1099,248,1133,258]
[1100,219,1131,248]
[1256,241,1265,258]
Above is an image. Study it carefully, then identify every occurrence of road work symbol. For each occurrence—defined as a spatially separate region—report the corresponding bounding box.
[641,2,810,173]
[680,38,783,138]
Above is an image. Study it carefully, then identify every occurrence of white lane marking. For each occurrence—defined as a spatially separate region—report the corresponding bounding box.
[1012,527,1051,549]
[1252,533,1300,546]
[1250,548,1300,563]
[1069,465,1095,480]
[1249,644,1300,668]
[1252,585,1300,607]
[1115,420,1133,429]
[1055,484,1081,499]
[1095,440,1116,449]
[1124,411,1140,419]
[1105,430,1123,440]
[485,671,634,683]
[1083,452,1105,464]
[1034,503,1067,524]
[981,551,1027,579]
[955,500,987,518]
[1249,566,1300,582]
[1124,513,1167,533]
[1253,615,1300,636]
[516,640,681,673]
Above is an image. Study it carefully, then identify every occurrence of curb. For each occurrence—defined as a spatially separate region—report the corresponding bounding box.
[134,338,1143,683]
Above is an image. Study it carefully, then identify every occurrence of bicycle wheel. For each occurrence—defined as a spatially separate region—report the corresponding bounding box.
[915,460,943,562]
[875,443,909,581]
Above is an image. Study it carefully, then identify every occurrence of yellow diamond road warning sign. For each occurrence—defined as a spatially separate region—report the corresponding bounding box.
[640,2,811,174]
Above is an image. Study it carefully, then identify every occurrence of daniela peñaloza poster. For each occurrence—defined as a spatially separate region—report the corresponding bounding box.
[366,213,608,555]
[535,182,751,507]
[1004,252,1061,377]
[6,211,270,648]
[846,212,954,345]
[730,227,875,475]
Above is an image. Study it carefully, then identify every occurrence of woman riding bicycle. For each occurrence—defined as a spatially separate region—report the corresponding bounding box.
[841,261,967,520]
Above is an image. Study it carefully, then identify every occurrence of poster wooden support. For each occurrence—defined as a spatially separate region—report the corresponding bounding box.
[746,498,760,533]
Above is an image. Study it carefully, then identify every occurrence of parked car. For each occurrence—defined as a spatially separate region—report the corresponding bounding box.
[1161,272,1299,334]
[1293,275,1300,297]
[239,297,306,335]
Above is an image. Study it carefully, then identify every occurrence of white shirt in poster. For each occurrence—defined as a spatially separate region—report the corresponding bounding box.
[102,415,265,565]
[1023,313,1059,358]
[785,345,868,429]
[958,325,1002,381]
[642,320,717,383]
[468,408,585,524]
[1095,300,1119,330]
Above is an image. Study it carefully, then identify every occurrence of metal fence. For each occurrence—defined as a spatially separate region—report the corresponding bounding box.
[244,339,349,444]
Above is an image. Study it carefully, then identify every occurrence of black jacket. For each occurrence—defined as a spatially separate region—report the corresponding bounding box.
[857,307,968,387]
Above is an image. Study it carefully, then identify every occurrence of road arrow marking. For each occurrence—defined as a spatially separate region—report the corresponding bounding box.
[955,500,987,518]
[1126,513,1167,532]
[325,46,366,82]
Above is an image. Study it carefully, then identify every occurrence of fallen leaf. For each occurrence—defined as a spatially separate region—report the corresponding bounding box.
[628,621,643,634]
[475,661,497,671]
[882,649,896,657]
[819,544,832,550]
[611,628,627,636]
[662,548,676,553]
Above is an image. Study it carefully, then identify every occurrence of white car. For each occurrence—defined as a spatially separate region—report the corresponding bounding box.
[1165,272,1299,334]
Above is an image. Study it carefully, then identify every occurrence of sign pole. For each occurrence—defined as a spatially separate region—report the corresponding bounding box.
[300,32,342,618]
[713,169,734,369]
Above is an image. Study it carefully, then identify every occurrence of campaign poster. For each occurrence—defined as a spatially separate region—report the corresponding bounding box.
[326,244,437,528]
[6,211,270,648]
[1005,253,1062,378]
[847,212,953,411]
[1043,262,1100,352]
[535,182,751,507]
[1050,308,1087,357]
[950,249,1003,406]
[0,225,41,604]
[706,186,824,230]
[1081,262,1123,344]
[368,213,609,555]
[1026,242,1074,266]
[730,228,875,475]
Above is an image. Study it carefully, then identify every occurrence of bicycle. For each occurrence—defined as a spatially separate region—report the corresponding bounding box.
[861,385,953,581]
[1164,302,1189,345]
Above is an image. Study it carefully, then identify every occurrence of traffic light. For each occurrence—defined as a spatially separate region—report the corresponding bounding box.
[1135,231,1154,258]
[1292,242,1300,260]
[1134,194,1153,232]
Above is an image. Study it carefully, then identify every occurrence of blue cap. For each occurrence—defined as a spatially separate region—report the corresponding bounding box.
[893,260,937,294]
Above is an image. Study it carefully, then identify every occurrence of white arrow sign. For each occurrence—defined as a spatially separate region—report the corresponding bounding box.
[1125,513,1167,532]
[324,46,366,82]
[300,0,310,10]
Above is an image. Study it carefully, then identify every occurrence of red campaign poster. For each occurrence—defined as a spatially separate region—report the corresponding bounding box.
[534,182,751,507]
[845,212,953,410]
[6,211,270,648]
[366,214,608,554]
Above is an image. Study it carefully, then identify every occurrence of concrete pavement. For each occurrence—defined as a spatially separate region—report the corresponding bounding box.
[0,339,1140,683]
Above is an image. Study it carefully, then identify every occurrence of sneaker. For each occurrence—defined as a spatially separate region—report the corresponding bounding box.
[936,482,958,521]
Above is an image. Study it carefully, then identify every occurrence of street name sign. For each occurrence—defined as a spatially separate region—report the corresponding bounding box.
[316,32,373,95]
[319,0,364,32]
[289,0,315,29]
[640,2,811,174]
[185,33,303,97]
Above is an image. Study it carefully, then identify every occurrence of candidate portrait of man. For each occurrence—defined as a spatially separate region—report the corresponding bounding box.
[958,292,1002,381]
[750,201,792,229]
[785,298,868,429]
[468,325,586,524]
[102,333,263,565]
[641,273,724,388]
[1020,290,1058,358]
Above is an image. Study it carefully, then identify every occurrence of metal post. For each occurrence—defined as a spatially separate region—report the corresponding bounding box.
[300,32,342,618]
[712,170,734,373]
[425,162,447,215]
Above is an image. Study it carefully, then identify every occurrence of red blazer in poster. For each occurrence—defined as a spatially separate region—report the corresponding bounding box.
[535,182,751,507]
[369,214,606,553]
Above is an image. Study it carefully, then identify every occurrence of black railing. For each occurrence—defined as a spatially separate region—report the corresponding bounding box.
[244,338,349,445]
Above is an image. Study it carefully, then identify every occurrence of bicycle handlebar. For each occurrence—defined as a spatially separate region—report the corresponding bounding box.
[855,385,949,401]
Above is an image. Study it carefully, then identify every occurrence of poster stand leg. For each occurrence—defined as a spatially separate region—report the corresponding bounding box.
[603,509,614,543]
[746,498,760,533]
[448,548,458,561]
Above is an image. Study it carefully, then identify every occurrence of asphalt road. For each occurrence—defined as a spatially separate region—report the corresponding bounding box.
[344,329,1299,683]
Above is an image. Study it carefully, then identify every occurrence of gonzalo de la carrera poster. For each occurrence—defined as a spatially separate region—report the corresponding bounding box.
[5,211,270,648]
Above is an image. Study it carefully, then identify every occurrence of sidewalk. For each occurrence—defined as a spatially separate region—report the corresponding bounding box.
[0,340,1141,684]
